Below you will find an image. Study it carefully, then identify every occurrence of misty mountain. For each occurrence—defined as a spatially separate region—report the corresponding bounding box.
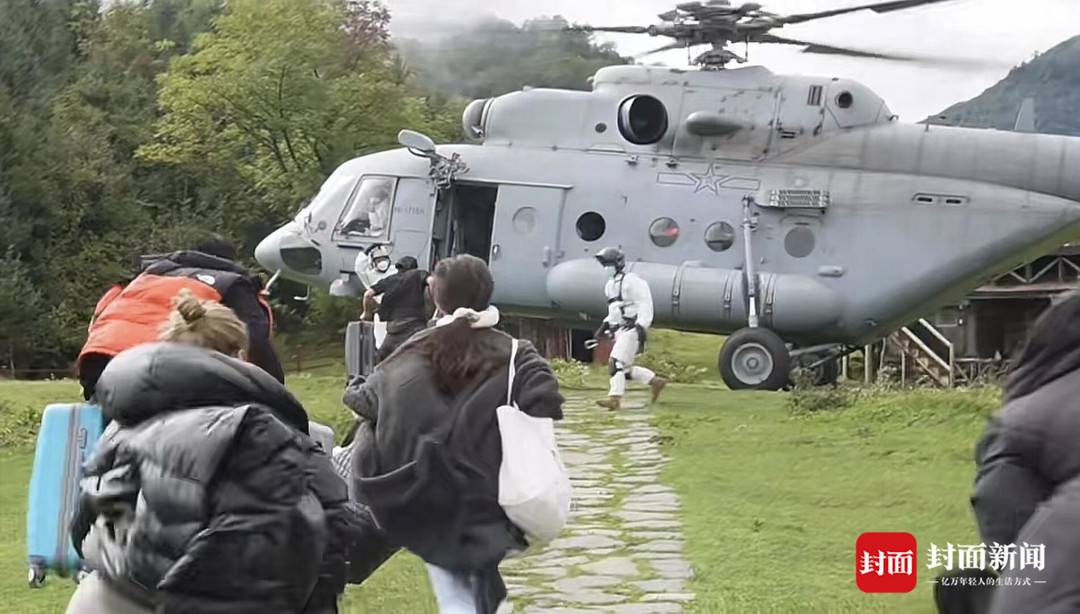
[934,35,1080,137]
[394,15,629,99]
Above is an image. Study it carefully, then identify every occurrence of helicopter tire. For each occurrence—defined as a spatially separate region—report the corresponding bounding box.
[719,327,791,391]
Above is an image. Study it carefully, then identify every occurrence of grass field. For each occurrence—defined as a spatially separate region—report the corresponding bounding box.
[0,331,1001,613]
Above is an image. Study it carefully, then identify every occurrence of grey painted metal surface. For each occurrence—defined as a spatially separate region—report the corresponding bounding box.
[255,64,1080,350]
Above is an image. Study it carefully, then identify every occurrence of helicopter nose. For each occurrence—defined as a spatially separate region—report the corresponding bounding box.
[254,227,287,273]
[255,223,325,279]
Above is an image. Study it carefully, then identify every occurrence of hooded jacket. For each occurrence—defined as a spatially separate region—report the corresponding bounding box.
[342,327,563,612]
[971,292,1080,613]
[74,342,355,614]
[78,250,285,384]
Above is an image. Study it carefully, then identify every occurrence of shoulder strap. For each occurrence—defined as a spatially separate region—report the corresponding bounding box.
[507,338,519,406]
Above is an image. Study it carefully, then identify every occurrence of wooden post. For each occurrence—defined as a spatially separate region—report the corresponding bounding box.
[593,337,614,366]
[541,323,571,360]
[901,345,906,386]
[863,345,873,384]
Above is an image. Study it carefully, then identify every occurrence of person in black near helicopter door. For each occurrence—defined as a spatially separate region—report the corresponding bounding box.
[363,256,431,363]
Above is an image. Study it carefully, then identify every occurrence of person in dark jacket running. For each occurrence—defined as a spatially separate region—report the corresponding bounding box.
[970,291,1080,614]
[76,236,284,401]
[343,254,564,614]
[66,291,355,614]
[363,255,431,363]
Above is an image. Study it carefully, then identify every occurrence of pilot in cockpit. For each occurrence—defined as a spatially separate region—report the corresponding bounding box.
[341,179,392,238]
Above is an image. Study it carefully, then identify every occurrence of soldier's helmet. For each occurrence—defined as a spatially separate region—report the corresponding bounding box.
[595,247,626,270]
[369,243,392,263]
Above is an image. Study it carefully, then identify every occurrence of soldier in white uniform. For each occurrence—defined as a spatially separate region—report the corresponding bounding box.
[594,247,667,411]
[354,245,396,350]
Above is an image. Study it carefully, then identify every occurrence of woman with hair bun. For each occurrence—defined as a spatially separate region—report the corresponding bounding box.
[343,255,564,613]
[66,290,356,614]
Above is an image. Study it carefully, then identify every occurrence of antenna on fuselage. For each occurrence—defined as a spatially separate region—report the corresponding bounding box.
[1014,97,1036,133]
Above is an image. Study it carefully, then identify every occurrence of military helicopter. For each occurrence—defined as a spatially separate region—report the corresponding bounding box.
[255,0,1080,390]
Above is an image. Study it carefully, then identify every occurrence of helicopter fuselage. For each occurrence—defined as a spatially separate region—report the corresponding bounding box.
[256,65,1080,348]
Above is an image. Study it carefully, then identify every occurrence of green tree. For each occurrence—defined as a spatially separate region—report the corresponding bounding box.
[36,1,223,353]
[0,0,464,370]
[0,249,48,371]
[142,0,458,222]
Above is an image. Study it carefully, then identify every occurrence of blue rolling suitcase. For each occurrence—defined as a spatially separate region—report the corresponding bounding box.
[26,403,105,588]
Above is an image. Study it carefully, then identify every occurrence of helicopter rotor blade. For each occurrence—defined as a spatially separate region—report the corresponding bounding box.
[567,25,651,34]
[780,0,959,25]
[755,33,917,60]
[755,33,1009,69]
[635,41,689,59]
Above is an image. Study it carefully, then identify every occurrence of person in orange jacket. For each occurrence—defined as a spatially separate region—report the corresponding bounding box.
[77,236,284,401]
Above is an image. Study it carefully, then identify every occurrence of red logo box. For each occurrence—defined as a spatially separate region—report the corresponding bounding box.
[856,532,918,593]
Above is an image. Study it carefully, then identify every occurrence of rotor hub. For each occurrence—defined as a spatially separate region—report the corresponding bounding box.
[569,0,978,71]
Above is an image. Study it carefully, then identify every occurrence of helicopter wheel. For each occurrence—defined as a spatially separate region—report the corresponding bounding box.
[719,327,791,391]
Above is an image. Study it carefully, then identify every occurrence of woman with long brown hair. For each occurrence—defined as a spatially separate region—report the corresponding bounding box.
[343,254,564,613]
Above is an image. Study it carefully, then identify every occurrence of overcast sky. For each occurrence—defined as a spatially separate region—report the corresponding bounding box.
[383,0,1080,121]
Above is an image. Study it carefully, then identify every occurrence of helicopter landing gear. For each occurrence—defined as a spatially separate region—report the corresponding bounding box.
[791,350,841,387]
[719,327,791,391]
[721,195,789,390]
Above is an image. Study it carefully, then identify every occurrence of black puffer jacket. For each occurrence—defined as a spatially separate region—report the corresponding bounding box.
[74,342,356,614]
[972,292,1080,614]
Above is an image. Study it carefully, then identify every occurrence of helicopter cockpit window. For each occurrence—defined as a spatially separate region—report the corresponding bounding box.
[336,176,395,240]
[705,222,736,252]
[649,218,680,247]
[576,212,606,242]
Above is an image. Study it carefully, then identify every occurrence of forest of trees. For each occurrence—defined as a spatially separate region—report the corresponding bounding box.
[396,16,629,98]
[0,0,626,373]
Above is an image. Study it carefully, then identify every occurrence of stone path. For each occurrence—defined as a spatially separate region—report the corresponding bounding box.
[499,393,695,613]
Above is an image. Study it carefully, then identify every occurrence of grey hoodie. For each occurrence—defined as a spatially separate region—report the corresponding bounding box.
[972,292,1080,613]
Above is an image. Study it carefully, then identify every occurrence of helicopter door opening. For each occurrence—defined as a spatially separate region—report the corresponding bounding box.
[431,183,498,265]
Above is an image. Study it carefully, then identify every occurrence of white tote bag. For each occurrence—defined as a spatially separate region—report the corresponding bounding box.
[497,339,572,545]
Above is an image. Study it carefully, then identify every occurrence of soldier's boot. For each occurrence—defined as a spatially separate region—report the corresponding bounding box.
[650,377,668,404]
[595,396,622,411]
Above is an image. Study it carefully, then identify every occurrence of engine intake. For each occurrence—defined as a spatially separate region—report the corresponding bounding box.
[461,98,492,143]
[618,95,668,145]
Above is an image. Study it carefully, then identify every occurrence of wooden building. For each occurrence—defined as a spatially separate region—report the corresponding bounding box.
[934,244,1080,360]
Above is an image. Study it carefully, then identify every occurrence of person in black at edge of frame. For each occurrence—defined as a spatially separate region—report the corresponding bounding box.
[363,255,431,363]
[934,290,1080,614]
[76,235,285,402]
